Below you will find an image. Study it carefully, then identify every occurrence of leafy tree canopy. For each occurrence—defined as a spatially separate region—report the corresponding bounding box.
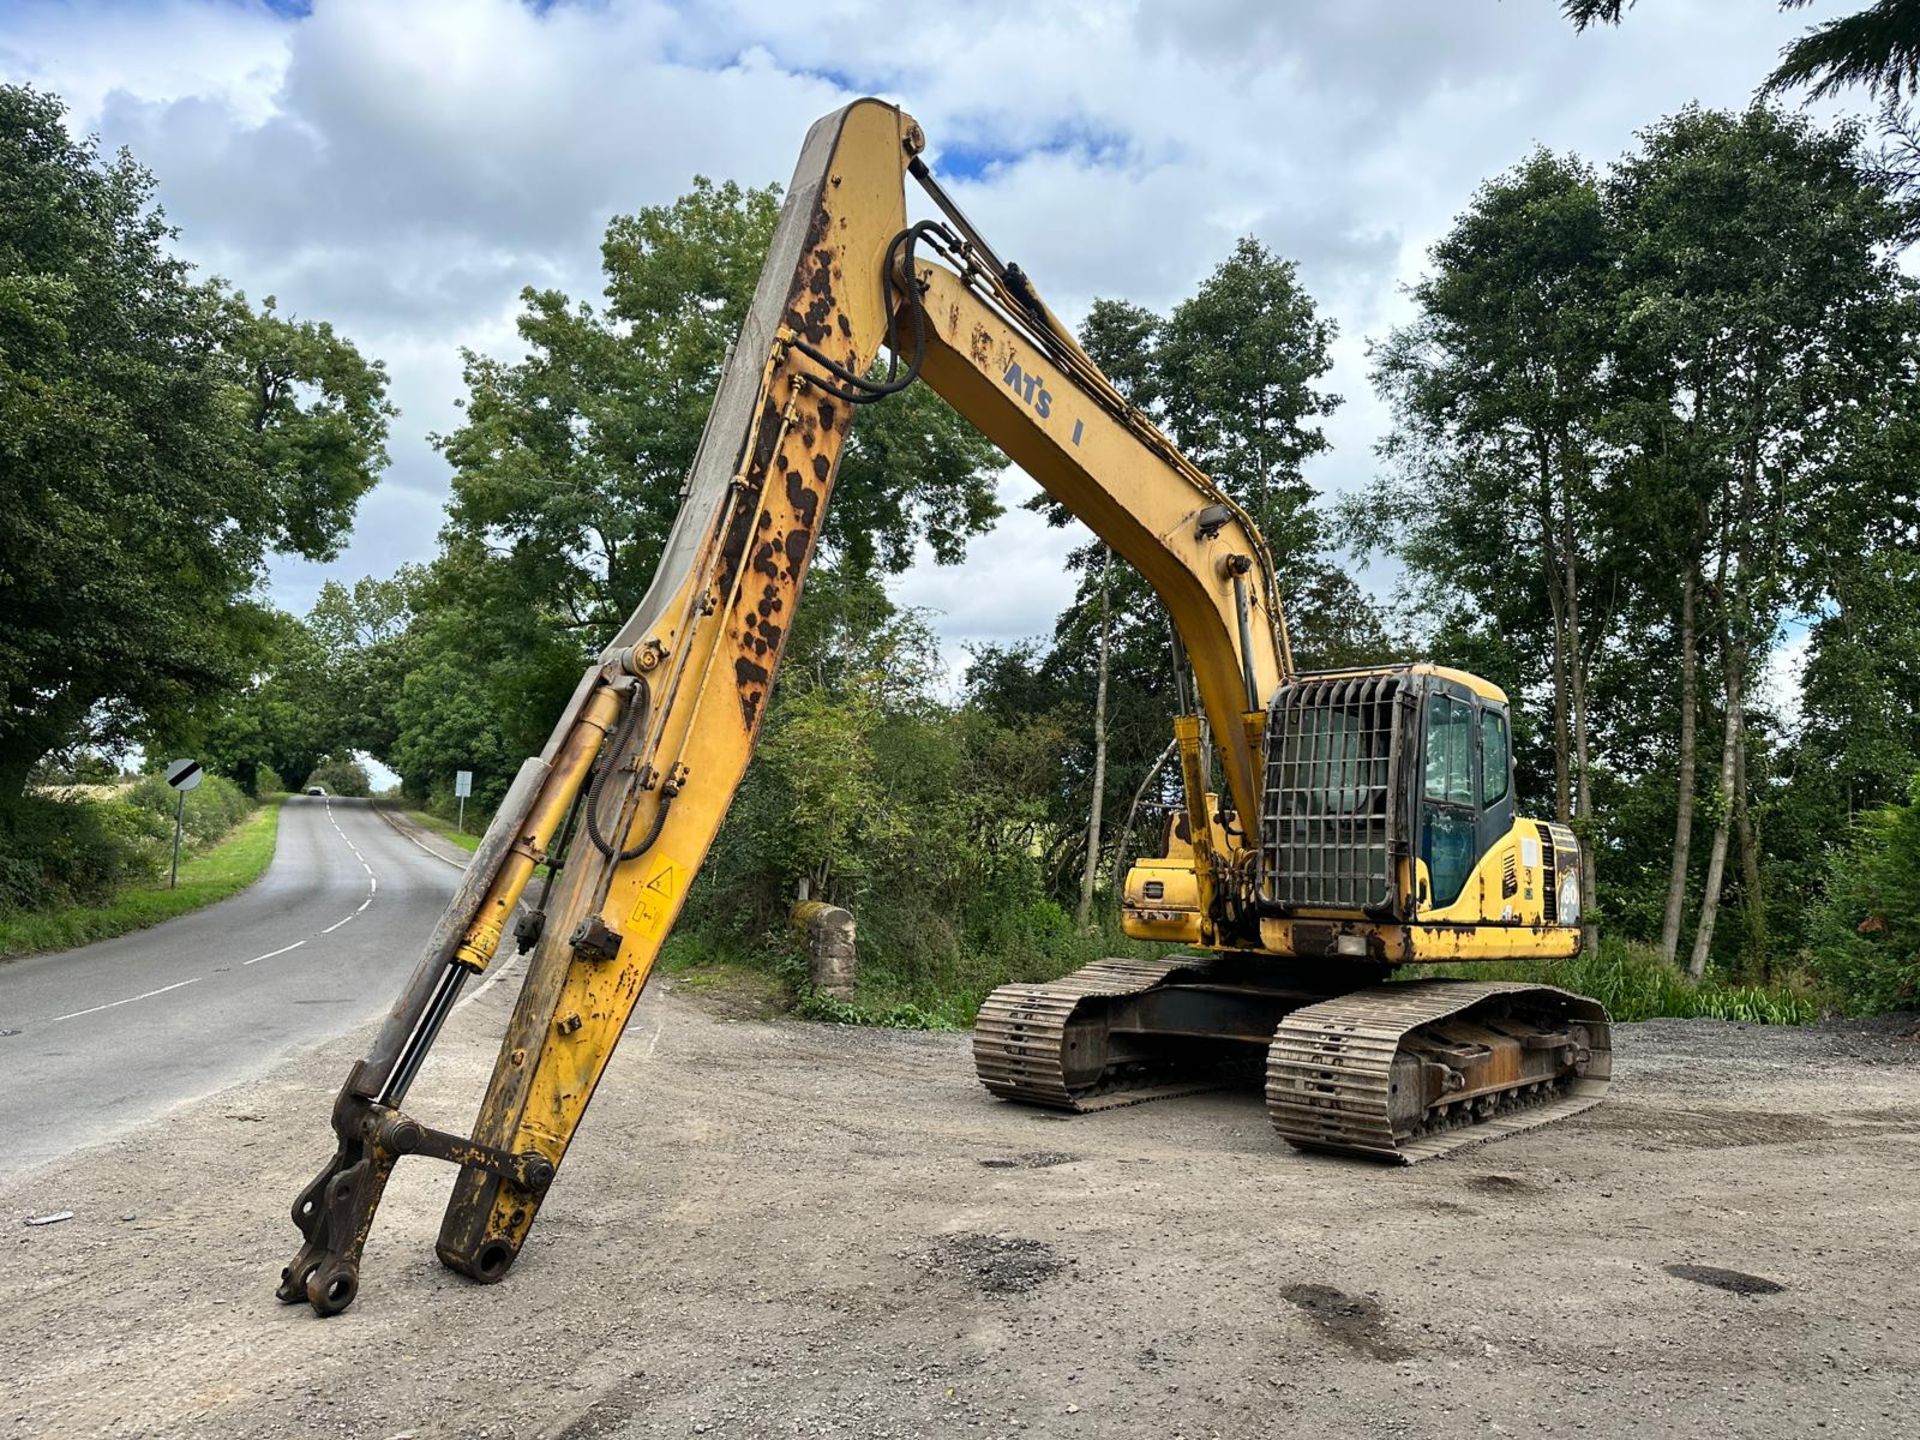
[0,85,392,804]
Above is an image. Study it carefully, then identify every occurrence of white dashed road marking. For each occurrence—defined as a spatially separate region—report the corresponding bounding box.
[321,796,379,935]
[243,941,307,967]
[50,976,203,1024]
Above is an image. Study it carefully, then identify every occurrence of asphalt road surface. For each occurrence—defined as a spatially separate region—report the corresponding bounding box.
[0,796,458,1180]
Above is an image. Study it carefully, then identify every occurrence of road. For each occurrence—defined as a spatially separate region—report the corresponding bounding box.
[0,796,458,1181]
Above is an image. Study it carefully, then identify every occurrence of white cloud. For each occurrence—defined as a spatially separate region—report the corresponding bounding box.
[1,0,1867,652]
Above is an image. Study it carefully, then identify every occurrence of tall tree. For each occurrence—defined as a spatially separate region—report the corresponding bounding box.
[1610,105,1918,975]
[408,177,1003,807]
[1370,149,1617,942]
[0,86,391,805]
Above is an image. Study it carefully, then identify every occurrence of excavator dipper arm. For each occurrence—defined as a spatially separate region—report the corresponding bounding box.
[275,97,1290,1315]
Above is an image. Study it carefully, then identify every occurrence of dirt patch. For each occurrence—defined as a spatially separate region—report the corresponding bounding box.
[5,1001,1919,1438]
[1281,1282,1410,1361]
[1663,1263,1787,1295]
[977,1151,1078,1169]
[1464,1172,1541,1197]
[1584,1103,1836,1149]
[911,1233,1067,1296]
[659,964,791,1021]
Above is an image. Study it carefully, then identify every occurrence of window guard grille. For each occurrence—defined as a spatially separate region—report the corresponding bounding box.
[1259,672,1404,912]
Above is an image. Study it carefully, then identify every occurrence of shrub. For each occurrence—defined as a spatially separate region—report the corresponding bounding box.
[0,794,164,912]
[1413,936,1818,1025]
[1806,775,1920,1015]
[0,772,256,916]
[125,772,251,847]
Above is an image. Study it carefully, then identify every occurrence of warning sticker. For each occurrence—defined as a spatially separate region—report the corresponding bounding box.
[626,859,682,940]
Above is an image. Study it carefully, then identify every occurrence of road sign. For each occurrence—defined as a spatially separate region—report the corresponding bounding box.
[164,758,201,889]
[454,770,473,799]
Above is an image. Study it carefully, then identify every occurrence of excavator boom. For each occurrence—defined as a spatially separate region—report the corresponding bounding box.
[276,99,1605,1317]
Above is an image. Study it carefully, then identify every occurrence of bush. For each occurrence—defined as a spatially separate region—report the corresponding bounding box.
[1413,935,1818,1025]
[0,794,164,912]
[257,764,287,796]
[0,772,255,916]
[125,771,252,847]
[1805,775,1920,1014]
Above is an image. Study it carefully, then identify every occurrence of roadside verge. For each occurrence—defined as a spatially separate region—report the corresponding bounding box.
[370,801,474,870]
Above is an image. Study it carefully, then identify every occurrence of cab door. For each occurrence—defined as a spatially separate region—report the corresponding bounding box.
[1417,679,1518,918]
[1418,680,1479,909]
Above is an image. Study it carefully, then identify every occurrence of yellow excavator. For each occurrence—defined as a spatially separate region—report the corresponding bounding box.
[276,98,1611,1317]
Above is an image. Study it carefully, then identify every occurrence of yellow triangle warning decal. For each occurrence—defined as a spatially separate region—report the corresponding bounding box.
[626,856,683,940]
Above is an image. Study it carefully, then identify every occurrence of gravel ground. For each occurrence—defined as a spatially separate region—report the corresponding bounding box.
[3,979,1916,1440]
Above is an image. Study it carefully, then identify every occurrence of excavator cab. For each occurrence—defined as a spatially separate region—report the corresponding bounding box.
[1260,663,1565,927]
[1128,662,1580,950]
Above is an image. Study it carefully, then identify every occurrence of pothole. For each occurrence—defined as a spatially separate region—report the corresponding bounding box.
[978,1152,1078,1169]
[1466,1173,1542,1197]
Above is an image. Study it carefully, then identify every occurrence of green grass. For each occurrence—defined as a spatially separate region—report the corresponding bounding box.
[0,798,284,960]
[390,807,564,880]
[399,806,480,854]
[1412,936,1820,1025]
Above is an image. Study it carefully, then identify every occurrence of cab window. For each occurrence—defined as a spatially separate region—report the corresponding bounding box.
[1481,709,1510,807]
[1424,695,1474,806]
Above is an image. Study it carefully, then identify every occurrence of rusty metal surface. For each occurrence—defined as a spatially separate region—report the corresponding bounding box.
[974,958,1215,1110]
[972,957,1288,1111]
[1264,980,1612,1163]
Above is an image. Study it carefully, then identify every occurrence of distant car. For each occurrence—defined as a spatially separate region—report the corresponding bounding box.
[306,786,327,796]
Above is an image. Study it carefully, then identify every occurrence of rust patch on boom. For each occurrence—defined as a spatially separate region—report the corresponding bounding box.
[726,192,863,734]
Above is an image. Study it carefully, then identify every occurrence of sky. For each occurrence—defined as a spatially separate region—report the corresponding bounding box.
[0,0,1862,723]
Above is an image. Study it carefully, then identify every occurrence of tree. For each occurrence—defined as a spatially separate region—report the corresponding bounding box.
[1158,238,1342,562]
[1806,771,1920,1013]
[1610,106,1918,975]
[1369,149,1617,944]
[305,754,372,798]
[1368,105,1920,979]
[190,611,336,795]
[0,86,391,806]
[1566,1,1920,101]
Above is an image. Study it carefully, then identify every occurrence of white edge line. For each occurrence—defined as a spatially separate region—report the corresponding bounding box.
[243,940,307,967]
[50,976,203,1023]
